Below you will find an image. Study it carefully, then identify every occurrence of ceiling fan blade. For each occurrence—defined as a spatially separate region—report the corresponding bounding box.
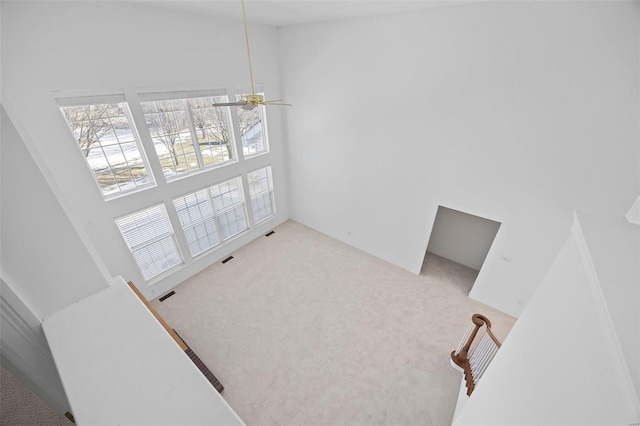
[212,101,248,107]
[264,101,293,107]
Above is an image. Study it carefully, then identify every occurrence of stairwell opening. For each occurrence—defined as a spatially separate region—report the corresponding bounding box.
[421,206,501,295]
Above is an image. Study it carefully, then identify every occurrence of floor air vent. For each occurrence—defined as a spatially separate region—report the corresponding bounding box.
[265,231,275,237]
[159,291,175,302]
[221,256,233,264]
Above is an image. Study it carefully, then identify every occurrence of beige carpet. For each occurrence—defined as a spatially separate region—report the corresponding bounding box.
[0,364,70,426]
[152,220,515,425]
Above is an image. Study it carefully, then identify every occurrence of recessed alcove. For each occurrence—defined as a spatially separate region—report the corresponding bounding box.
[422,206,501,294]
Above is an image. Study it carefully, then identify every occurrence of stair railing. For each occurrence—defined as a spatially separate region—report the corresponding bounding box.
[451,313,502,396]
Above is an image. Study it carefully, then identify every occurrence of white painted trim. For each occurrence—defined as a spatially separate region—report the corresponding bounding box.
[52,88,125,105]
[137,87,227,102]
[1,295,50,361]
[452,375,469,422]
[625,195,640,225]
[0,279,70,413]
[0,346,68,413]
[571,212,640,418]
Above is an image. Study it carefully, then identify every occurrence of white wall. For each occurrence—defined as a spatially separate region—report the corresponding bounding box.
[426,206,500,271]
[573,212,640,401]
[278,1,639,316]
[1,107,113,413]
[1,1,290,301]
[1,108,109,319]
[453,229,639,425]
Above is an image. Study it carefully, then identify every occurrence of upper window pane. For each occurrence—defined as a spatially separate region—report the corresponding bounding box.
[60,102,153,198]
[236,93,268,158]
[187,97,235,167]
[141,95,236,180]
[143,100,198,179]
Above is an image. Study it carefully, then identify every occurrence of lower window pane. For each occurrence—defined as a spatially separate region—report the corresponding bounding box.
[173,177,248,257]
[251,192,274,223]
[116,204,183,281]
[219,206,247,240]
[247,166,275,224]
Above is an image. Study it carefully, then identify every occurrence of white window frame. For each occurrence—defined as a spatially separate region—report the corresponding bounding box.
[115,204,184,281]
[210,177,250,241]
[173,176,249,258]
[173,188,220,258]
[54,86,278,285]
[57,93,155,200]
[233,87,270,159]
[138,89,238,181]
[247,165,276,224]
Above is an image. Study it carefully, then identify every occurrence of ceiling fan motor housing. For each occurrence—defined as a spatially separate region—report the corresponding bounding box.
[246,94,264,105]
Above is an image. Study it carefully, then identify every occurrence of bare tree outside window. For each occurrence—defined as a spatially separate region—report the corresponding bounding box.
[187,97,233,161]
[236,94,267,157]
[62,103,119,157]
[145,100,189,167]
[141,95,237,180]
[237,106,261,136]
[60,101,151,197]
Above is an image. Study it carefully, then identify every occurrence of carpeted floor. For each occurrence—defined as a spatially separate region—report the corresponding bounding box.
[152,220,516,425]
[0,364,70,426]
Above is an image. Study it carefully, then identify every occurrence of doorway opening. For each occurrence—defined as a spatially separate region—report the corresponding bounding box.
[421,206,501,295]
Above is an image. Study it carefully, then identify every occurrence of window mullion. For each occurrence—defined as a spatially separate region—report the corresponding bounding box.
[208,188,225,238]
[241,173,256,227]
[179,213,216,231]
[124,91,166,187]
[184,99,205,169]
[250,188,272,200]
[129,231,171,252]
[227,88,245,162]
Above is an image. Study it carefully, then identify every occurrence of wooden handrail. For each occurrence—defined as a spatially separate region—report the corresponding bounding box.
[451,314,489,368]
[127,281,188,351]
[127,282,225,393]
[451,313,502,396]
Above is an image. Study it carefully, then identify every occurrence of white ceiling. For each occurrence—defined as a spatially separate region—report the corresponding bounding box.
[133,0,475,27]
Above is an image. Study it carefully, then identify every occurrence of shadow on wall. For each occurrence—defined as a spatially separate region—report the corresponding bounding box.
[422,206,501,294]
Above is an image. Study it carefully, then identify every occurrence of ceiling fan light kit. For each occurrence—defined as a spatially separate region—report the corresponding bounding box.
[213,0,291,110]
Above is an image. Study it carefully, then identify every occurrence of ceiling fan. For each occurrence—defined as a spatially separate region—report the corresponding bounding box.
[213,0,291,111]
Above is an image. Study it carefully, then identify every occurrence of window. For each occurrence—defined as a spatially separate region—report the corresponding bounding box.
[59,98,153,198]
[115,204,183,280]
[247,166,275,223]
[236,92,268,157]
[173,177,248,257]
[211,177,248,239]
[56,87,278,284]
[139,90,236,180]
